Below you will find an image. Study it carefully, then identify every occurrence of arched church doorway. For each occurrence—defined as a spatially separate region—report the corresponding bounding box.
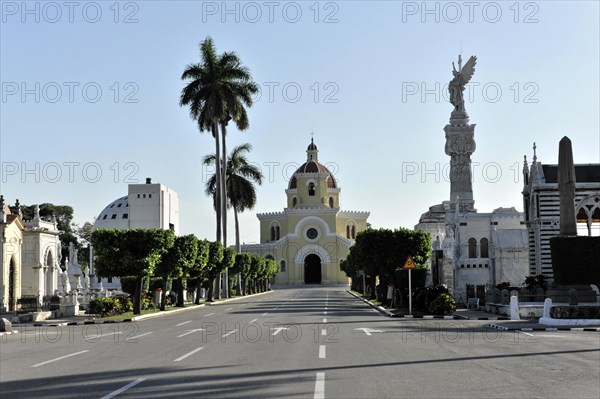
[304,254,322,284]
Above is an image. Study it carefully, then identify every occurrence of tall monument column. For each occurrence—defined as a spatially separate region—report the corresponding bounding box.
[444,55,478,213]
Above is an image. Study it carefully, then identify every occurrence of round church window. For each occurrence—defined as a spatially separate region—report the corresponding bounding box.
[306,228,319,240]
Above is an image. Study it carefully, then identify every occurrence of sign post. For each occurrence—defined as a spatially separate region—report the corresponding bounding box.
[403,255,417,315]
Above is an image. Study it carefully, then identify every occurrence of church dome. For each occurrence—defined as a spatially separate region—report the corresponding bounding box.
[288,139,337,189]
[94,196,129,230]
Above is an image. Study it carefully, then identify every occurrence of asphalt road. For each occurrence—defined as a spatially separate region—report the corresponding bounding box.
[1,287,599,398]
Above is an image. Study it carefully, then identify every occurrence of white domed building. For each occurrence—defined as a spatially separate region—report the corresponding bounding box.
[242,140,369,285]
[91,178,179,289]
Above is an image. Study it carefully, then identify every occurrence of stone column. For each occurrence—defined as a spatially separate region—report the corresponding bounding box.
[444,120,477,213]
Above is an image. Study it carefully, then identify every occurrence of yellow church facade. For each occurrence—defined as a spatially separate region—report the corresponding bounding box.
[241,140,369,285]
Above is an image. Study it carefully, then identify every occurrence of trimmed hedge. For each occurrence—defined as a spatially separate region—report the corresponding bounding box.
[550,236,600,285]
[550,306,600,319]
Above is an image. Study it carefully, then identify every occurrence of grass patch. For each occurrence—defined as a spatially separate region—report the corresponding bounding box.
[85,305,198,322]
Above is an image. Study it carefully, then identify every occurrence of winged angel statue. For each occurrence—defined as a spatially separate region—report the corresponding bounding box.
[449,55,477,113]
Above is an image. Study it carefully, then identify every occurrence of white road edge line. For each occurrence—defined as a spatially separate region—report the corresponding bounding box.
[314,372,325,399]
[323,318,327,323]
[176,321,192,326]
[31,350,90,368]
[249,319,258,323]
[262,312,268,316]
[100,378,146,399]
[319,345,326,359]
[203,313,215,317]
[174,347,204,362]
[224,308,233,311]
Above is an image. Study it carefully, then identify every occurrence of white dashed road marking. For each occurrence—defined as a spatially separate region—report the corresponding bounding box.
[31,350,90,368]
[174,347,204,362]
[319,345,326,359]
[314,372,325,399]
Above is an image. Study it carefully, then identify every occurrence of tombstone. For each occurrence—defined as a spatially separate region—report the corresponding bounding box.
[486,289,494,305]
[535,287,545,302]
[569,289,578,306]
[500,289,510,305]
[493,288,501,304]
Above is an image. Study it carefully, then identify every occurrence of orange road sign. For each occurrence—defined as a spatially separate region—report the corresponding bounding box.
[403,255,416,270]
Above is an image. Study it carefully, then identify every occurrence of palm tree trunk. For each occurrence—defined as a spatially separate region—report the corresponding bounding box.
[221,125,229,298]
[234,206,242,295]
[213,121,222,243]
[213,120,222,301]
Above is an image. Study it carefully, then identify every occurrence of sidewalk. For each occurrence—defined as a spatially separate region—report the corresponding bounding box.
[8,290,274,328]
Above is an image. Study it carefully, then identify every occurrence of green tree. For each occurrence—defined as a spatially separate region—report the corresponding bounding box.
[219,247,237,297]
[204,240,224,301]
[92,229,175,314]
[190,239,210,304]
[155,234,199,310]
[342,228,431,301]
[21,203,77,264]
[232,252,252,295]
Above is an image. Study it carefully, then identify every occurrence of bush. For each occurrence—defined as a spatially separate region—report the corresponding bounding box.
[88,297,132,317]
[550,306,600,319]
[414,284,450,312]
[428,293,457,315]
[140,293,155,310]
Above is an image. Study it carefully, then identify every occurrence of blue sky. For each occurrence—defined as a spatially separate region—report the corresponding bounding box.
[1,0,599,244]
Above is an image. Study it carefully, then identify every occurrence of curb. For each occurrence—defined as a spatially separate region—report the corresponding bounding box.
[347,290,459,319]
[347,290,394,317]
[488,323,600,332]
[453,313,510,321]
[207,290,273,306]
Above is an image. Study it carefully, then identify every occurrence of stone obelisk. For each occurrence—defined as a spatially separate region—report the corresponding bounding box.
[557,136,577,236]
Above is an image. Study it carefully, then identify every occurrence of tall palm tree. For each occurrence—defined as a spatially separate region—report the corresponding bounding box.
[180,36,258,245]
[180,36,258,298]
[204,143,263,295]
